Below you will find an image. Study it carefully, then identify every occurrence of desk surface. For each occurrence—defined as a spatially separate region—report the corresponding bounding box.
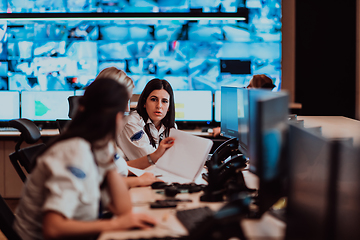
[0,128,209,138]
[97,171,286,240]
[0,116,358,142]
[297,116,360,146]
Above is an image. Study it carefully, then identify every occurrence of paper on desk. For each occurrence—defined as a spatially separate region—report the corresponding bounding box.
[127,165,203,184]
[145,128,213,183]
[127,166,146,176]
[128,164,208,184]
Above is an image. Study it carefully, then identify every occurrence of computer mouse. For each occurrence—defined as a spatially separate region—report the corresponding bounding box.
[164,186,180,197]
[151,181,168,189]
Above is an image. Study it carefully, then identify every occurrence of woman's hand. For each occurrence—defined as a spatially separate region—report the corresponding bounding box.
[111,212,157,230]
[42,210,156,239]
[159,137,175,150]
[137,172,163,187]
[150,137,175,163]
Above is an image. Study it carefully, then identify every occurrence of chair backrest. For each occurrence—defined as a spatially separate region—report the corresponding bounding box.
[8,118,46,182]
[0,194,21,240]
[56,119,70,133]
[68,95,81,119]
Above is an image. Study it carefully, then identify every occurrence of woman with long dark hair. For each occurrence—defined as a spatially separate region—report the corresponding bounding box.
[118,78,176,169]
[13,78,156,240]
[95,68,174,186]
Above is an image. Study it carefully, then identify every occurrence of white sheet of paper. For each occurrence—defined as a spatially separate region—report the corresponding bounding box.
[127,166,145,176]
[127,129,212,184]
[128,163,208,184]
[154,128,213,181]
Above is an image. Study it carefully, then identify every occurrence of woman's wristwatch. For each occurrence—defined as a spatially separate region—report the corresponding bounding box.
[147,154,155,165]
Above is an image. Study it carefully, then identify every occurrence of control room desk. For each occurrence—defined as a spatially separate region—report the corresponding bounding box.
[297,116,360,146]
[0,129,59,197]
[0,128,207,198]
[97,171,286,240]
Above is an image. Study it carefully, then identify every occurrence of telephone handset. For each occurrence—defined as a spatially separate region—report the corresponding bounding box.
[217,154,247,184]
[201,138,253,202]
[208,137,242,167]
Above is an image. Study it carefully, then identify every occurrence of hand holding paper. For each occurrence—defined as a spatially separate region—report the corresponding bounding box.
[151,137,175,161]
[145,129,213,183]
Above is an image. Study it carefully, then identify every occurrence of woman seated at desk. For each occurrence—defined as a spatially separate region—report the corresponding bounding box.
[13,78,157,240]
[117,78,177,169]
[95,68,175,187]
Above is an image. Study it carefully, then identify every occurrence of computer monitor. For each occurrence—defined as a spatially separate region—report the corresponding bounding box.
[286,123,339,240]
[220,86,238,139]
[248,89,289,216]
[21,91,74,121]
[237,87,250,156]
[75,90,85,96]
[0,91,20,121]
[216,87,249,155]
[334,142,360,240]
[214,90,221,122]
[173,90,212,122]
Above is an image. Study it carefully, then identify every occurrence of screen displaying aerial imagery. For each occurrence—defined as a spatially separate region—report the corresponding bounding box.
[0,0,281,121]
[0,0,279,13]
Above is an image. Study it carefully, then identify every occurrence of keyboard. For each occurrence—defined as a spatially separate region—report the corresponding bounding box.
[132,237,185,240]
[176,206,214,233]
[0,127,18,132]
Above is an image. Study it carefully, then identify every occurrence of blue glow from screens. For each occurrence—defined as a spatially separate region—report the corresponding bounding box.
[0,0,280,13]
[220,86,238,138]
[237,87,249,153]
[21,91,74,120]
[174,90,212,121]
[0,90,19,120]
[262,129,281,180]
[214,90,221,122]
[0,1,281,121]
[248,89,288,177]
[0,9,281,93]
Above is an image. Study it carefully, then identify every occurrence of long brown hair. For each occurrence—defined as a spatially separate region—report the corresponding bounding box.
[136,78,175,147]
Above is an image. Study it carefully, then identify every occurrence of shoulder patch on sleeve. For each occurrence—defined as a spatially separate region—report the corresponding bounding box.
[66,165,86,179]
[113,153,120,161]
[130,130,144,142]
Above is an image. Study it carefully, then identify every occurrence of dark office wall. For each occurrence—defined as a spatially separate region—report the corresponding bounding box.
[295,1,356,118]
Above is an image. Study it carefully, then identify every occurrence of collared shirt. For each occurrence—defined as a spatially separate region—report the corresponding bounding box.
[113,146,129,177]
[117,110,166,161]
[13,137,117,240]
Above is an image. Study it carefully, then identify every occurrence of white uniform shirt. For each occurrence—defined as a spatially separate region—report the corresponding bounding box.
[117,110,166,161]
[13,137,117,240]
[113,147,129,177]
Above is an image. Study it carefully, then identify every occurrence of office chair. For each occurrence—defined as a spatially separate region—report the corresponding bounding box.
[68,95,81,119]
[8,118,46,183]
[0,194,21,240]
[56,119,70,133]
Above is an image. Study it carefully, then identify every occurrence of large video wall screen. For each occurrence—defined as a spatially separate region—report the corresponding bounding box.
[0,0,281,122]
[0,0,280,14]
[0,1,281,94]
